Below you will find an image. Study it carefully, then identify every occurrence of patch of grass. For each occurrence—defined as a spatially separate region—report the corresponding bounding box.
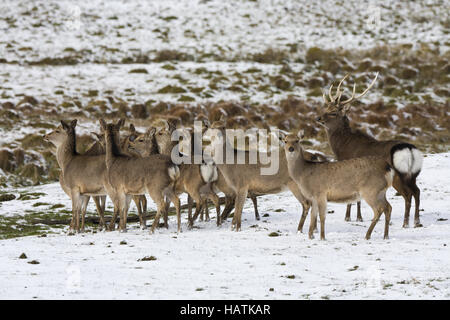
[157,85,187,94]
[138,256,157,261]
[129,68,148,74]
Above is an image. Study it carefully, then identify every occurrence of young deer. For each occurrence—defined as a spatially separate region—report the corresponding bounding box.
[208,119,311,232]
[138,121,222,227]
[316,73,423,227]
[99,119,181,233]
[43,120,109,232]
[91,124,148,229]
[284,131,393,240]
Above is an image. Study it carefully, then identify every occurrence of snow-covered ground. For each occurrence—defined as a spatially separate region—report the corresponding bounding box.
[0,152,449,299]
[0,0,446,63]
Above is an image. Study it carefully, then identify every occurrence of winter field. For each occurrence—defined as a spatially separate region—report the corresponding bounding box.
[0,0,449,300]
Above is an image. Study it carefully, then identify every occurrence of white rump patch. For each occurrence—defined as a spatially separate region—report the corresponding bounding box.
[411,148,423,174]
[393,147,423,175]
[200,163,218,183]
[393,148,412,174]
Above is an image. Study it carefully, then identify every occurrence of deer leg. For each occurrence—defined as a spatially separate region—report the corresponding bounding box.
[79,195,90,233]
[220,195,235,221]
[297,201,311,233]
[119,194,132,232]
[309,200,318,240]
[232,188,248,232]
[108,195,120,231]
[393,174,411,228]
[163,197,171,229]
[187,195,194,225]
[166,190,181,233]
[318,198,327,240]
[287,181,311,233]
[383,199,392,240]
[356,201,363,222]
[250,195,260,221]
[365,194,385,240]
[204,199,210,222]
[132,195,144,229]
[411,181,422,228]
[190,191,204,228]
[149,192,165,234]
[93,196,105,230]
[345,204,352,221]
[206,192,221,226]
[141,195,147,229]
[70,190,82,233]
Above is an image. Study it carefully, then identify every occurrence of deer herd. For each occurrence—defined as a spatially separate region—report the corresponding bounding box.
[43,73,424,240]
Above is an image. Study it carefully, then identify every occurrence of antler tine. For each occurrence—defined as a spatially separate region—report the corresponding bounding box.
[341,73,378,105]
[334,74,349,101]
[340,83,356,105]
[328,84,334,102]
[354,72,378,100]
[322,90,328,104]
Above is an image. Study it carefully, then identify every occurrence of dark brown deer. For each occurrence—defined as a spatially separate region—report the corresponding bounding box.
[316,73,423,228]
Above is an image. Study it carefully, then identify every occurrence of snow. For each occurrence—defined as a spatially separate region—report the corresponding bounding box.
[0,152,449,299]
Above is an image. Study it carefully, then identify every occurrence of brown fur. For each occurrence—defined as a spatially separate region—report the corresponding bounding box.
[99,119,181,233]
[317,88,422,227]
[284,131,393,240]
[209,120,311,232]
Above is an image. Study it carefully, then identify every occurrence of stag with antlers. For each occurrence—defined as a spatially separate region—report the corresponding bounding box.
[316,73,423,228]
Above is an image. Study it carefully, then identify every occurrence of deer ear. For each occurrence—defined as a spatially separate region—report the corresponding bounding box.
[148,127,156,136]
[129,124,136,133]
[70,119,77,128]
[162,119,170,131]
[99,119,107,131]
[116,118,125,129]
[60,120,69,130]
[202,119,210,128]
[278,131,286,141]
[297,130,305,140]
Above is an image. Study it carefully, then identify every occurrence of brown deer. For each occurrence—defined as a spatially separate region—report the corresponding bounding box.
[316,73,423,228]
[99,119,181,233]
[137,121,222,228]
[208,119,311,232]
[91,123,148,229]
[43,120,109,232]
[284,131,394,240]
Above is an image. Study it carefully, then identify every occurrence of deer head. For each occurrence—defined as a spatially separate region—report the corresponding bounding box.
[43,120,77,147]
[316,73,378,131]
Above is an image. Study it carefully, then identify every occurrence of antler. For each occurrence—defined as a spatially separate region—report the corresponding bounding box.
[340,72,378,106]
[323,74,350,105]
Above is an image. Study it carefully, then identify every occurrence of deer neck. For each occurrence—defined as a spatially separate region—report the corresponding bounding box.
[290,147,307,178]
[56,133,76,170]
[105,131,121,168]
[326,120,353,158]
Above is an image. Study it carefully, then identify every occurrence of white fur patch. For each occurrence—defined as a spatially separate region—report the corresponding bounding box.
[411,148,423,174]
[393,148,412,174]
[393,147,423,175]
[168,165,180,180]
[200,163,218,183]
